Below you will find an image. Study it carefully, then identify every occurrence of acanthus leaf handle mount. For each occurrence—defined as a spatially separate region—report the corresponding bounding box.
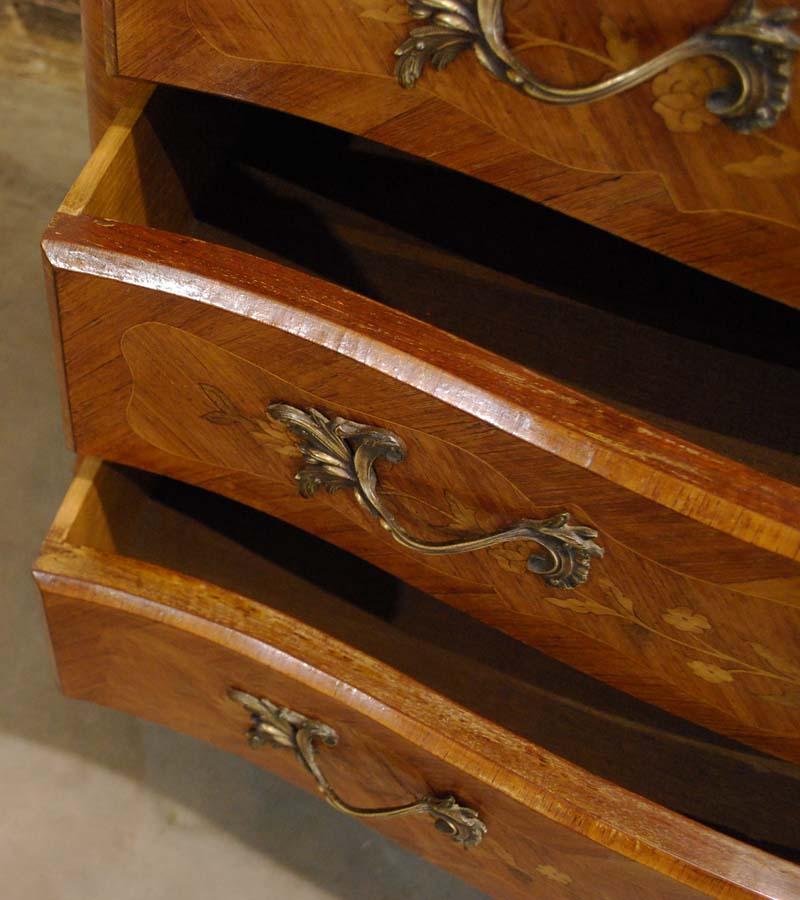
[395,0,800,133]
[269,403,603,589]
[228,688,487,847]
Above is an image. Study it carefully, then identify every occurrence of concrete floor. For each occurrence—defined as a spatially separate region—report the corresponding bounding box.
[0,17,486,900]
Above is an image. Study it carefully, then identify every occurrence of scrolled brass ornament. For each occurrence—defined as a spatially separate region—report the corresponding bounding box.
[394,0,800,133]
[228,688,487,846]
[269,402,603,589]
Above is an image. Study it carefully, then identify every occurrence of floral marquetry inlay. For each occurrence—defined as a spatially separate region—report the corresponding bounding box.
[724,137,800,177]
[199,384,296,459]
[502,4,639,72]
[661,607,712,634]
[332,454,800,710]
[687,661,735,684]
[652,58,731,132]
[534,577,800,707]
[196,382,800,712]
[117,322,800,758]
[198,388,603,589]
[536,863,573,886]
[394,0,800,180]
[351,0,410,24]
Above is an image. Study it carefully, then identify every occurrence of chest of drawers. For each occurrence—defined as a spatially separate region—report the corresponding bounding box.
[36,1,800,895]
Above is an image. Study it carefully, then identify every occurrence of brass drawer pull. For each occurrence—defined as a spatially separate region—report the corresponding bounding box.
[394,0,800,133]
[228,688,487,847]
[270,403,603,589]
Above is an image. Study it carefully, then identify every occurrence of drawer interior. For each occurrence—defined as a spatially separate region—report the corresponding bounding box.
[68,86,800,487]
[61,461,800,863]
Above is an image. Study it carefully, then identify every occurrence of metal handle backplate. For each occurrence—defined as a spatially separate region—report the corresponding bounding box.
[395,0,800,133]
[229,688,487,847]
[269,403,603,589]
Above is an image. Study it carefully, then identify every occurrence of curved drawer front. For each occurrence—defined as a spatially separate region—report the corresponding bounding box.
[32,460,800,899]
[42,91,800,764]
[104,0,800,308]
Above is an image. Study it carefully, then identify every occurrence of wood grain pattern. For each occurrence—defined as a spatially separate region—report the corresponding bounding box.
[42,216,800,761]
[79,0,148,146]
[100,0,800,308]
[43,91,800,554]
[41,90,800,761]
[45,463,800,855]
[31,459,800,899]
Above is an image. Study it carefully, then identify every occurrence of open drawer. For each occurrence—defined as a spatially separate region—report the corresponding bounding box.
[32,459,800,899]
[42,86,800,762]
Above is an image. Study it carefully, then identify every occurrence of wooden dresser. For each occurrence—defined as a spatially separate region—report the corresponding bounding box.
[35,1,800,896]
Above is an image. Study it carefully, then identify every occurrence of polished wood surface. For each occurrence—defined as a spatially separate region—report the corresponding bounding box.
[55,466,800,854]
[42,90,800,762]
[98,0,800,308]
[79,0,147,146]
[32,460,800,899]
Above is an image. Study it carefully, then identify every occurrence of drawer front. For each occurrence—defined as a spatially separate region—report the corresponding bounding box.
[38,592,703,900]
[42,92,800,763]
[44,219,800,765]
[33,461,800,899]
[102,0,800,309]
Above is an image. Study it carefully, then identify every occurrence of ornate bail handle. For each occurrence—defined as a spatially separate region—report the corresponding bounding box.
[395,0,800,133]
[228,688,487,847]
[269,403,603,589]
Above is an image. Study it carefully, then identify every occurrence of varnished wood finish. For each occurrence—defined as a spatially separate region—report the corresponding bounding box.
[79,0,147,147]
[99,0,800,308]
[42,90,800,762]
[32,460,800,899]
